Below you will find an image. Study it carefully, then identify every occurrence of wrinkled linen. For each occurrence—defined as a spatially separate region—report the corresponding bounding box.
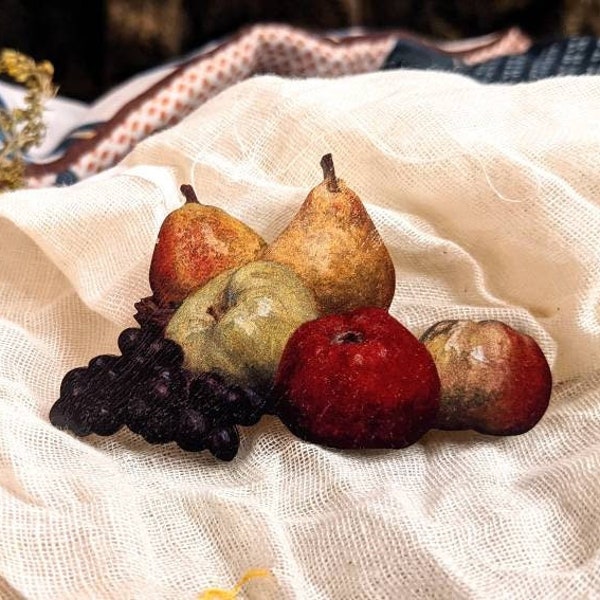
[0,69,599,599]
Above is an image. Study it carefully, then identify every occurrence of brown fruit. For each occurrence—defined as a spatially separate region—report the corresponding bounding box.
[420,319,552,435]
[262,153,396,315]
[149,184,267,306]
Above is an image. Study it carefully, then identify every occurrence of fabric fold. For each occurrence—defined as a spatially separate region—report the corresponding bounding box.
[0,68,599,598]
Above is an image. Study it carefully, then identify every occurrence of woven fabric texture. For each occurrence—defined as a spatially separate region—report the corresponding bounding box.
[0,69,599,599]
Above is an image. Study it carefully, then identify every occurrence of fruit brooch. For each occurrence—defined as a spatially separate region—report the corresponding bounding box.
[50,154,553,460]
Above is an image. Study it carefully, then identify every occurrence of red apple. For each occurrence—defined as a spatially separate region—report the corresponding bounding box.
[420,319,552,435]
[272,307,441,449]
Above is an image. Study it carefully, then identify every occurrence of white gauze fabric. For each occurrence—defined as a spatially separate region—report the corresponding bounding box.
[0,69,599,599]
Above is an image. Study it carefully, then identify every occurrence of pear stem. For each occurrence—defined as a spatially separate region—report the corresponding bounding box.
[180,184,200,204]
[320,153,340,193]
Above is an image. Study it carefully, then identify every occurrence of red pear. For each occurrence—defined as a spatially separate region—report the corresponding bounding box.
[149,184,267,307]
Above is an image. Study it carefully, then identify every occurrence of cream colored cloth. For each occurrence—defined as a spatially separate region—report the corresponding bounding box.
[1,70,599,599]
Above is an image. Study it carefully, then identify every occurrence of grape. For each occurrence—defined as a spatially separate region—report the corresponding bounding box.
[118,326,161,368]
[140,406,180,444]
[125,394,151,435]
[87,356,125,390]
[207,427,240,461]
[176,409,212,451]
[58,394,97,436]
[150,370,187,404]
[66,396,95,437]
[88,396,125,437]
[117,327,143,355]
[202,383,269,426]
[128,350,152,373]
[93,415,124,437]
[148,337,184,368]
[210,394,239,425]
[49,316,269,462]
[59,367,89,397]
[235,387,269,426]
[155,367,173,381]
[188,373,233,420]
[88,354,119,372]
[125,374,183,444]
[105,361,123,384]
[149,379,170,402]
[49,397,71,429]
[190,372,226,395]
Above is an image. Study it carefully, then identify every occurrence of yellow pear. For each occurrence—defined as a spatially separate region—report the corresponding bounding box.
[262,154,396,314]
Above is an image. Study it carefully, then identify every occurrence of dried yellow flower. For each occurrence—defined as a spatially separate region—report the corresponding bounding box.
[0,49,56,191]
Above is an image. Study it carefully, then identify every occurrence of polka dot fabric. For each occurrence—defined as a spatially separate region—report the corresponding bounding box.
[23,24,530,188]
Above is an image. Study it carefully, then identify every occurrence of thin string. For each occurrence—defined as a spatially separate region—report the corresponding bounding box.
[198,568,271,600]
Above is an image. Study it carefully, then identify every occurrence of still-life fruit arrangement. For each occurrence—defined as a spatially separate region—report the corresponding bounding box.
[49,154,553,461]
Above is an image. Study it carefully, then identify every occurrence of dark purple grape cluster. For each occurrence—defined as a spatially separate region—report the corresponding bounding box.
[49,324,269,461]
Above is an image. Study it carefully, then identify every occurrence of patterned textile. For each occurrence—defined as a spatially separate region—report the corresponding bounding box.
[0,24,531,189]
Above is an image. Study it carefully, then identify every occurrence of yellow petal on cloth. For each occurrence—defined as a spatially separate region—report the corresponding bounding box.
[198,569,271,599]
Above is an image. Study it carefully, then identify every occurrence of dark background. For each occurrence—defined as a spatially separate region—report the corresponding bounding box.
[0,0,591,101]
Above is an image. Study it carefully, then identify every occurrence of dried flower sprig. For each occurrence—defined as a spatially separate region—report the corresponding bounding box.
[0,49,56,191]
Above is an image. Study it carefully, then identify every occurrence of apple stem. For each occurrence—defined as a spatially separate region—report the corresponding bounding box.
[207,305,222,322]
[320,153,340,193]
[180,184,200,204]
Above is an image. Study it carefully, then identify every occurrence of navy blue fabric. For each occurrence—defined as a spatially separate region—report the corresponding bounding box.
[380,40,457,72]
[382,36,600,83]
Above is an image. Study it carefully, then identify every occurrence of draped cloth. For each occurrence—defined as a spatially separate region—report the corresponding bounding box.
[0,69,599,598]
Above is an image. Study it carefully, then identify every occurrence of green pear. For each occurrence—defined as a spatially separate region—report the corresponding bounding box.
[165,261,319,389]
